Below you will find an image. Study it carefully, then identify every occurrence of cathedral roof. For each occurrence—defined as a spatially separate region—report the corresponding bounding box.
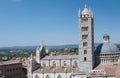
[41,55,79,60]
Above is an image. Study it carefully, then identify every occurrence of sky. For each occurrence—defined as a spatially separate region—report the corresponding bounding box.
[0,0,120,47]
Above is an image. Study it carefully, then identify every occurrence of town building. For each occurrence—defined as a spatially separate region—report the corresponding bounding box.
[27,5,120,78]
[0,60,25,78]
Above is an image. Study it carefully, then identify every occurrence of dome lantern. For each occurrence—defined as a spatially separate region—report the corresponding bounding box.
[103,34,110,43]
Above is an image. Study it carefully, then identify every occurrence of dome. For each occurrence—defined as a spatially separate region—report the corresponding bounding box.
[95,34,119,55]
[95,42,119,55]
[82,5,90,15]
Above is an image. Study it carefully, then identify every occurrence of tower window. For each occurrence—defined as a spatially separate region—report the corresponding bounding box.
[81,27,88,31]
[81,18,88,23]
[84,57,87,61]
[82,35,88,39]
[84,50,87,54]
[83,42,88,47]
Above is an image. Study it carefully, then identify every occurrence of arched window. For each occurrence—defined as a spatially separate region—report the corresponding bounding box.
[63,61,67,66]
[57,74,62,78]
[43,62,46,67]
[84,50,87,54]
[69,74,73,78]
[84,57,87,61]
[53,61,56,67]
[35,75,39,78]
[74,61,77,67]
[83,42,88,47]
[46,75,50,78]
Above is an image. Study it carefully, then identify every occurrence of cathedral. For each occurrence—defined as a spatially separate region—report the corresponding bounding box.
[27,5,120,78]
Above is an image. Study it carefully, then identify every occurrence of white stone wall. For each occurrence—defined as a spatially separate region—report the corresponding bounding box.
[61,60,70,66]
[50,60,60,66]
[33,72,73,78]
[33,72,115,78]
[41,60,49,67]
[40,59,78,67]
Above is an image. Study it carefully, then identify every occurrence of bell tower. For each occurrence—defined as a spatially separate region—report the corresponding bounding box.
[78,5,94,73]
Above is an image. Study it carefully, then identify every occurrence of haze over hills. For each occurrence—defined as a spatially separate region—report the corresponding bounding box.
[0,44,78,50]
[0,43,101,50]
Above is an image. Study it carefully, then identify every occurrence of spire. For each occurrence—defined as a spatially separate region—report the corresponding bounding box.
[27,53,33,78]
[91,10,93,17]
[89,8,93,17]
[78,8,81,17]
[40,41,46,59]
[78,8,80,13]
[89,8,91,12]
[30,53,33,61]
[40,41,44,50]
[30,53,33,58]
[45,47,49,54]
[85,4,87,8]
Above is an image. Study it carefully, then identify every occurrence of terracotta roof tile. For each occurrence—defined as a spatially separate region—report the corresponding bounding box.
[0,60,21,65]
[94,64,117,76]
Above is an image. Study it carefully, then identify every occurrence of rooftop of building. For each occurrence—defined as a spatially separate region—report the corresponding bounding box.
[42,55,79,60]
[94,63,120,78]
[33,63,120,78]
[0,60,21,66]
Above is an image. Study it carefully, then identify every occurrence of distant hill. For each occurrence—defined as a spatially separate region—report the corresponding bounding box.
[47,44,78,49]
[0,46,37,50]
[0,44,78,50]
[0,43,102,50]
[1,43,120,52]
